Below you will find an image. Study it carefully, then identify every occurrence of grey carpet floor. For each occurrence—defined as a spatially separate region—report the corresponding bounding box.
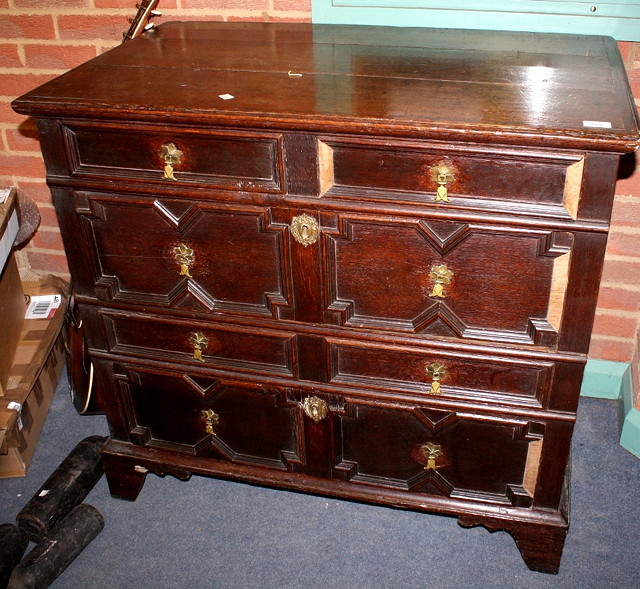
[1,370,639,588]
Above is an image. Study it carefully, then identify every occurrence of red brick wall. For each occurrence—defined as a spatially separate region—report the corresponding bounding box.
[1,3,639,402]
[0,0,312,275]
[594,42,640,406]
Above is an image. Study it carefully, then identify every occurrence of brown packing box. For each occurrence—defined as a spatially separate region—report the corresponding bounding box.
[0,274,68,478]
[0,255,26,395]
[0,188,24,395]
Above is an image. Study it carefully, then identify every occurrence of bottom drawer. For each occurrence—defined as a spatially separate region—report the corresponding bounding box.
[99,360,571,510]
[334,401,551,508]
[107,362,302,471]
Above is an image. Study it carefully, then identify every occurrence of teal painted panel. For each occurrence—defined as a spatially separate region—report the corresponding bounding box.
[620,407,640,458]
[581,359,629,399]
[619,362,640,458]
[312,0,640,41]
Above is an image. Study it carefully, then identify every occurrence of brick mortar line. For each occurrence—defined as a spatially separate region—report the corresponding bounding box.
[24,247,68,255]
[613,195,640,202]
[605,253,640,261]
[600,282,640,291]
[0,67,68,75]
[607,225,640,234]
[0,148,44,155]
[603,258,640,267]
[0,176,47,183]
[0,9,308,15]
[1,40,106,46]
[590,334,636,342]
[594,308,640,317]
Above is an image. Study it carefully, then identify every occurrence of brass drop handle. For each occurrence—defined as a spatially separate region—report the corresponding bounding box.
[428,263,453,298]
[421,442,443,470]
[160,142,183,181]
[426,362,446,395]
[174,243,195,277]
[189,332,209,362]
[431,162,455,202]
[201,409,219,435]
[291,214,319,247]
[302,396,329,422]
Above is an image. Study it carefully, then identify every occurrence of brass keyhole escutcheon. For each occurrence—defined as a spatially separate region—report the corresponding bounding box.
[302,396,329,422]
[431,161,455,203]
[160,142,183,181]
[426,362,446,395]
[201,409,219,435]
[428,264,453,298]
[189,332,209,362]
[421,442,443,470]
[173,243,195,278]
[291,214,319,247]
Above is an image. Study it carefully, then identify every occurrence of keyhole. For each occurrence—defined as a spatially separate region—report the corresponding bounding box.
[301,224,310,239]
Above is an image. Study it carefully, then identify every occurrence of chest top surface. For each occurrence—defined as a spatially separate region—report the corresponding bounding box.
[12,22,639,151]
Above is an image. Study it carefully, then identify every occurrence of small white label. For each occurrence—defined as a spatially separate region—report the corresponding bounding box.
[218,94,234,100]
[38,489,50,497]
[7,401,23,430]
[583,120,612,129]
[25,294,62,319]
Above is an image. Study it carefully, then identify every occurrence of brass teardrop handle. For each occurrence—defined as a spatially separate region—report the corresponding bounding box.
[174,243,195,278]
[426,362,446,395]
[201,409,219,435]
[421,442,443,470]
[431,161,455,202]
[160,142,183,181]
[428,264,453,298]
[291,214,319,247]
[189,332,209,362]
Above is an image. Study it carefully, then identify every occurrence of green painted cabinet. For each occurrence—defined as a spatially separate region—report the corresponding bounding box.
[312,0,640,41]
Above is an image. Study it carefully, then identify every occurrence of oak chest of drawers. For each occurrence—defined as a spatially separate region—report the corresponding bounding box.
[13,22,639,573]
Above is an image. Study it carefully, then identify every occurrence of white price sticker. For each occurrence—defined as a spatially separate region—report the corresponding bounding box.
[7,401,23,430]
[25,294,62,319]
[583,120,612,129]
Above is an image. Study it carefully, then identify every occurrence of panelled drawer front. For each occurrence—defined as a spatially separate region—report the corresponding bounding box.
[334,400,548,508]
[70,192,292,318]
[100,310,295,378]
[319,138,583,220]
[115,364,301,470]
[323,214,573,347]
[63,122,284,192]
[102,360,570,508]
[330,341,556,408]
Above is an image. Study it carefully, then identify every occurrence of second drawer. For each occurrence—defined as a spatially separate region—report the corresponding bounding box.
[96,310,295,378]
[329,340,583,412]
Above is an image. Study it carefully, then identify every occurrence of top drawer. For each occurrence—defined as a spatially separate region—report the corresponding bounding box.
[319,137,585,221]
[62,122,284,192]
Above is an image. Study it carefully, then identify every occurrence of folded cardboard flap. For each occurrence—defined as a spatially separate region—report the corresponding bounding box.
[0,404,19,453]
[0,274,69,477]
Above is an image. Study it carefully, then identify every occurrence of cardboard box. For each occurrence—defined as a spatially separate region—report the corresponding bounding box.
[0,275,68,478]
[0,188,24,395]
[0,187,19,273]
[0,254,26,395]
